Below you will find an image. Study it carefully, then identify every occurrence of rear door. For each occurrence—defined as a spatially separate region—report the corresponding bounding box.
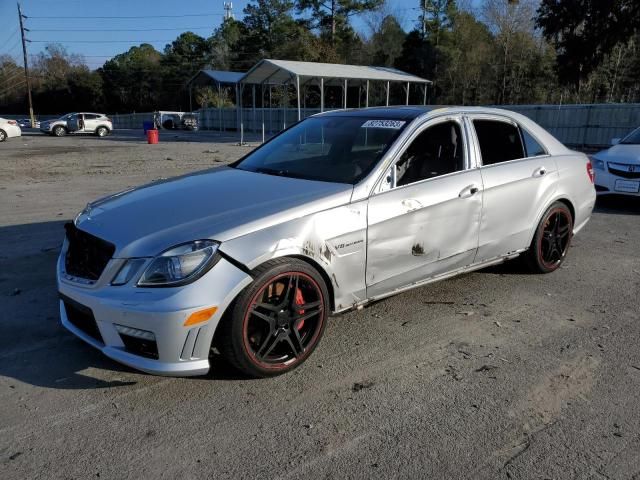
[82,114,100,132]
[366,117,483,298]
[467,115,558,262]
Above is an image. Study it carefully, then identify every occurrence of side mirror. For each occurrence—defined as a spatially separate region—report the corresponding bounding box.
[611,138,621,146]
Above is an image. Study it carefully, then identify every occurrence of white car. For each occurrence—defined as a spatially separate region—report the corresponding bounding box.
[40,112,112,137]
[0,118,22,142]
[592,127,640,195]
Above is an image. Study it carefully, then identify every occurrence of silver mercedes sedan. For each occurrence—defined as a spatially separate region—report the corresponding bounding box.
[57,107,596,377]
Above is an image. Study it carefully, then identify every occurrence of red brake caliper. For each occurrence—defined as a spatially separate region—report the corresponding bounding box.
[295,288,305,330]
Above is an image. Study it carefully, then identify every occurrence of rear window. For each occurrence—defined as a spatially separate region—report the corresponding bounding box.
[521,128,547,157]
[473,120,525,165]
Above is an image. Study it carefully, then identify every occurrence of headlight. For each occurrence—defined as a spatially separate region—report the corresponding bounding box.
[592,158,605,170]
[137,240,219,287]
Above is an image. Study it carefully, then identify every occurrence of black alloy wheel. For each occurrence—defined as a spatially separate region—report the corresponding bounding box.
[218,258,329,377]
[525,201,573,273]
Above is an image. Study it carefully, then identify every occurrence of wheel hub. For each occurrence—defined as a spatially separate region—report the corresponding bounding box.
[275,310,292,328]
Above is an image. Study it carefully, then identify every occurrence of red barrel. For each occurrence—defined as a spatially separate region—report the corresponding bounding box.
[146,129,159,144]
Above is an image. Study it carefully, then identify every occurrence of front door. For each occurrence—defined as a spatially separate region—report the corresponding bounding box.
[67,114,80,132]
[366,118,483,298]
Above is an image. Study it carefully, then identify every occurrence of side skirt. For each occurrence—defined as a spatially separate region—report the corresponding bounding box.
[334,249,526,314]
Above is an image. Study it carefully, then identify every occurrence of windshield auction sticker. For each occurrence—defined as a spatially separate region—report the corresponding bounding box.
[361,120,406,129]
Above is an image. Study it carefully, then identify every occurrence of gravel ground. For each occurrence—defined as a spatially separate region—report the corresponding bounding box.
[1,130,639,480]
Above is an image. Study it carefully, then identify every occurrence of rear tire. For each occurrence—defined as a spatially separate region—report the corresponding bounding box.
[524,202,573,273]
[217,258,329,378]
[53,125,66,137]
[0,129,6,142]
[96,126,108,137]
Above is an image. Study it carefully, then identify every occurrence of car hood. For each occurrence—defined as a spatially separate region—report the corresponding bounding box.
[74,166,353,258]
[593,144,640,165]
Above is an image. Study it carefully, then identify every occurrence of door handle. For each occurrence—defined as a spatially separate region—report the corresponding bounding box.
[533,167,547,177]
[401,198,423,211]
[459,184,480,198]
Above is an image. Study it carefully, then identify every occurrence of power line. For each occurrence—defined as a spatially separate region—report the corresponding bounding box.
[29,40,196,43]
[2,70,24,84]
[29,26,216,32]
[25,13,225,19]
[0,28,20,46]
[0,79,26,96]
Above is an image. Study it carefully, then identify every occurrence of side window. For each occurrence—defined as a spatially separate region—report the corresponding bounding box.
[473,119,525,165]
[84,114,98,120]
[396,121,465,187]
[521,128,547,157]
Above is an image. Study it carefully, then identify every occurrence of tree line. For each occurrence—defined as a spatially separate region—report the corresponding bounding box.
[1,0,639,115]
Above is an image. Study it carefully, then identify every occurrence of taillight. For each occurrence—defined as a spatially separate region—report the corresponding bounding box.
[105,117,112,122]
[586,160,594,183]
[8,120,17,125]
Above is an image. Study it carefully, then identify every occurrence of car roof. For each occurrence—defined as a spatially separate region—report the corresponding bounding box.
[316,105,543,120]
[317,106,434,120]
[316,105,570,156]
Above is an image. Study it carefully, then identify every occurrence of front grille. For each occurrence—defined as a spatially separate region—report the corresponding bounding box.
[608,165,640,179]
[61,295,103,343]
[64,223,115,281]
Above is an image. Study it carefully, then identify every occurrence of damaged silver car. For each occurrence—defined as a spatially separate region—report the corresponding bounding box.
[57,107,596,377]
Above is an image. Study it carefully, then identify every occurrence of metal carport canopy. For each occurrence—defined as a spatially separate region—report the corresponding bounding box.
[188,69,245,85]
[240,59,431,85]
[236,59,431,144]
[186,69,245,112]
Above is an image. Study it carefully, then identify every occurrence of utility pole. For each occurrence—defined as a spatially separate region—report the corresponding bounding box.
[17,2,35,126]
[421,0,427,39]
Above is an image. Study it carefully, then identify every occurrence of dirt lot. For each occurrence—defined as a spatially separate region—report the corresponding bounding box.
[1,130,640,479]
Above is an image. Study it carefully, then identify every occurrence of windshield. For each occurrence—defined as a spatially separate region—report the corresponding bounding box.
[621,127,640,145]
[232,116,408,184]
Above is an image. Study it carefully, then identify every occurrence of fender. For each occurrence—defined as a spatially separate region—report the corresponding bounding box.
[526,152,595,246]
[218,200,369,313]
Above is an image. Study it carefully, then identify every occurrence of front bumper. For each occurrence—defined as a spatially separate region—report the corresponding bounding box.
[594,168,640,196]
[57,249,252,376]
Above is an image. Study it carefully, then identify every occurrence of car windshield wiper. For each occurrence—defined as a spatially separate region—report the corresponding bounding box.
[251,167,313,180]
[254,167,289,176]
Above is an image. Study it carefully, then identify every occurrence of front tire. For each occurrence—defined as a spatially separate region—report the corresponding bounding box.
[525,202,573,273]
[53,125,66,137]
[218,258,329,378]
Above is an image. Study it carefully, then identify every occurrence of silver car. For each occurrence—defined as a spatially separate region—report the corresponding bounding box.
[57,107,596,377]
[41,112,112,137]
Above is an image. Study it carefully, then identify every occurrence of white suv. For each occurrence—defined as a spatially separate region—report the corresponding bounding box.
[41,113,113,137]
